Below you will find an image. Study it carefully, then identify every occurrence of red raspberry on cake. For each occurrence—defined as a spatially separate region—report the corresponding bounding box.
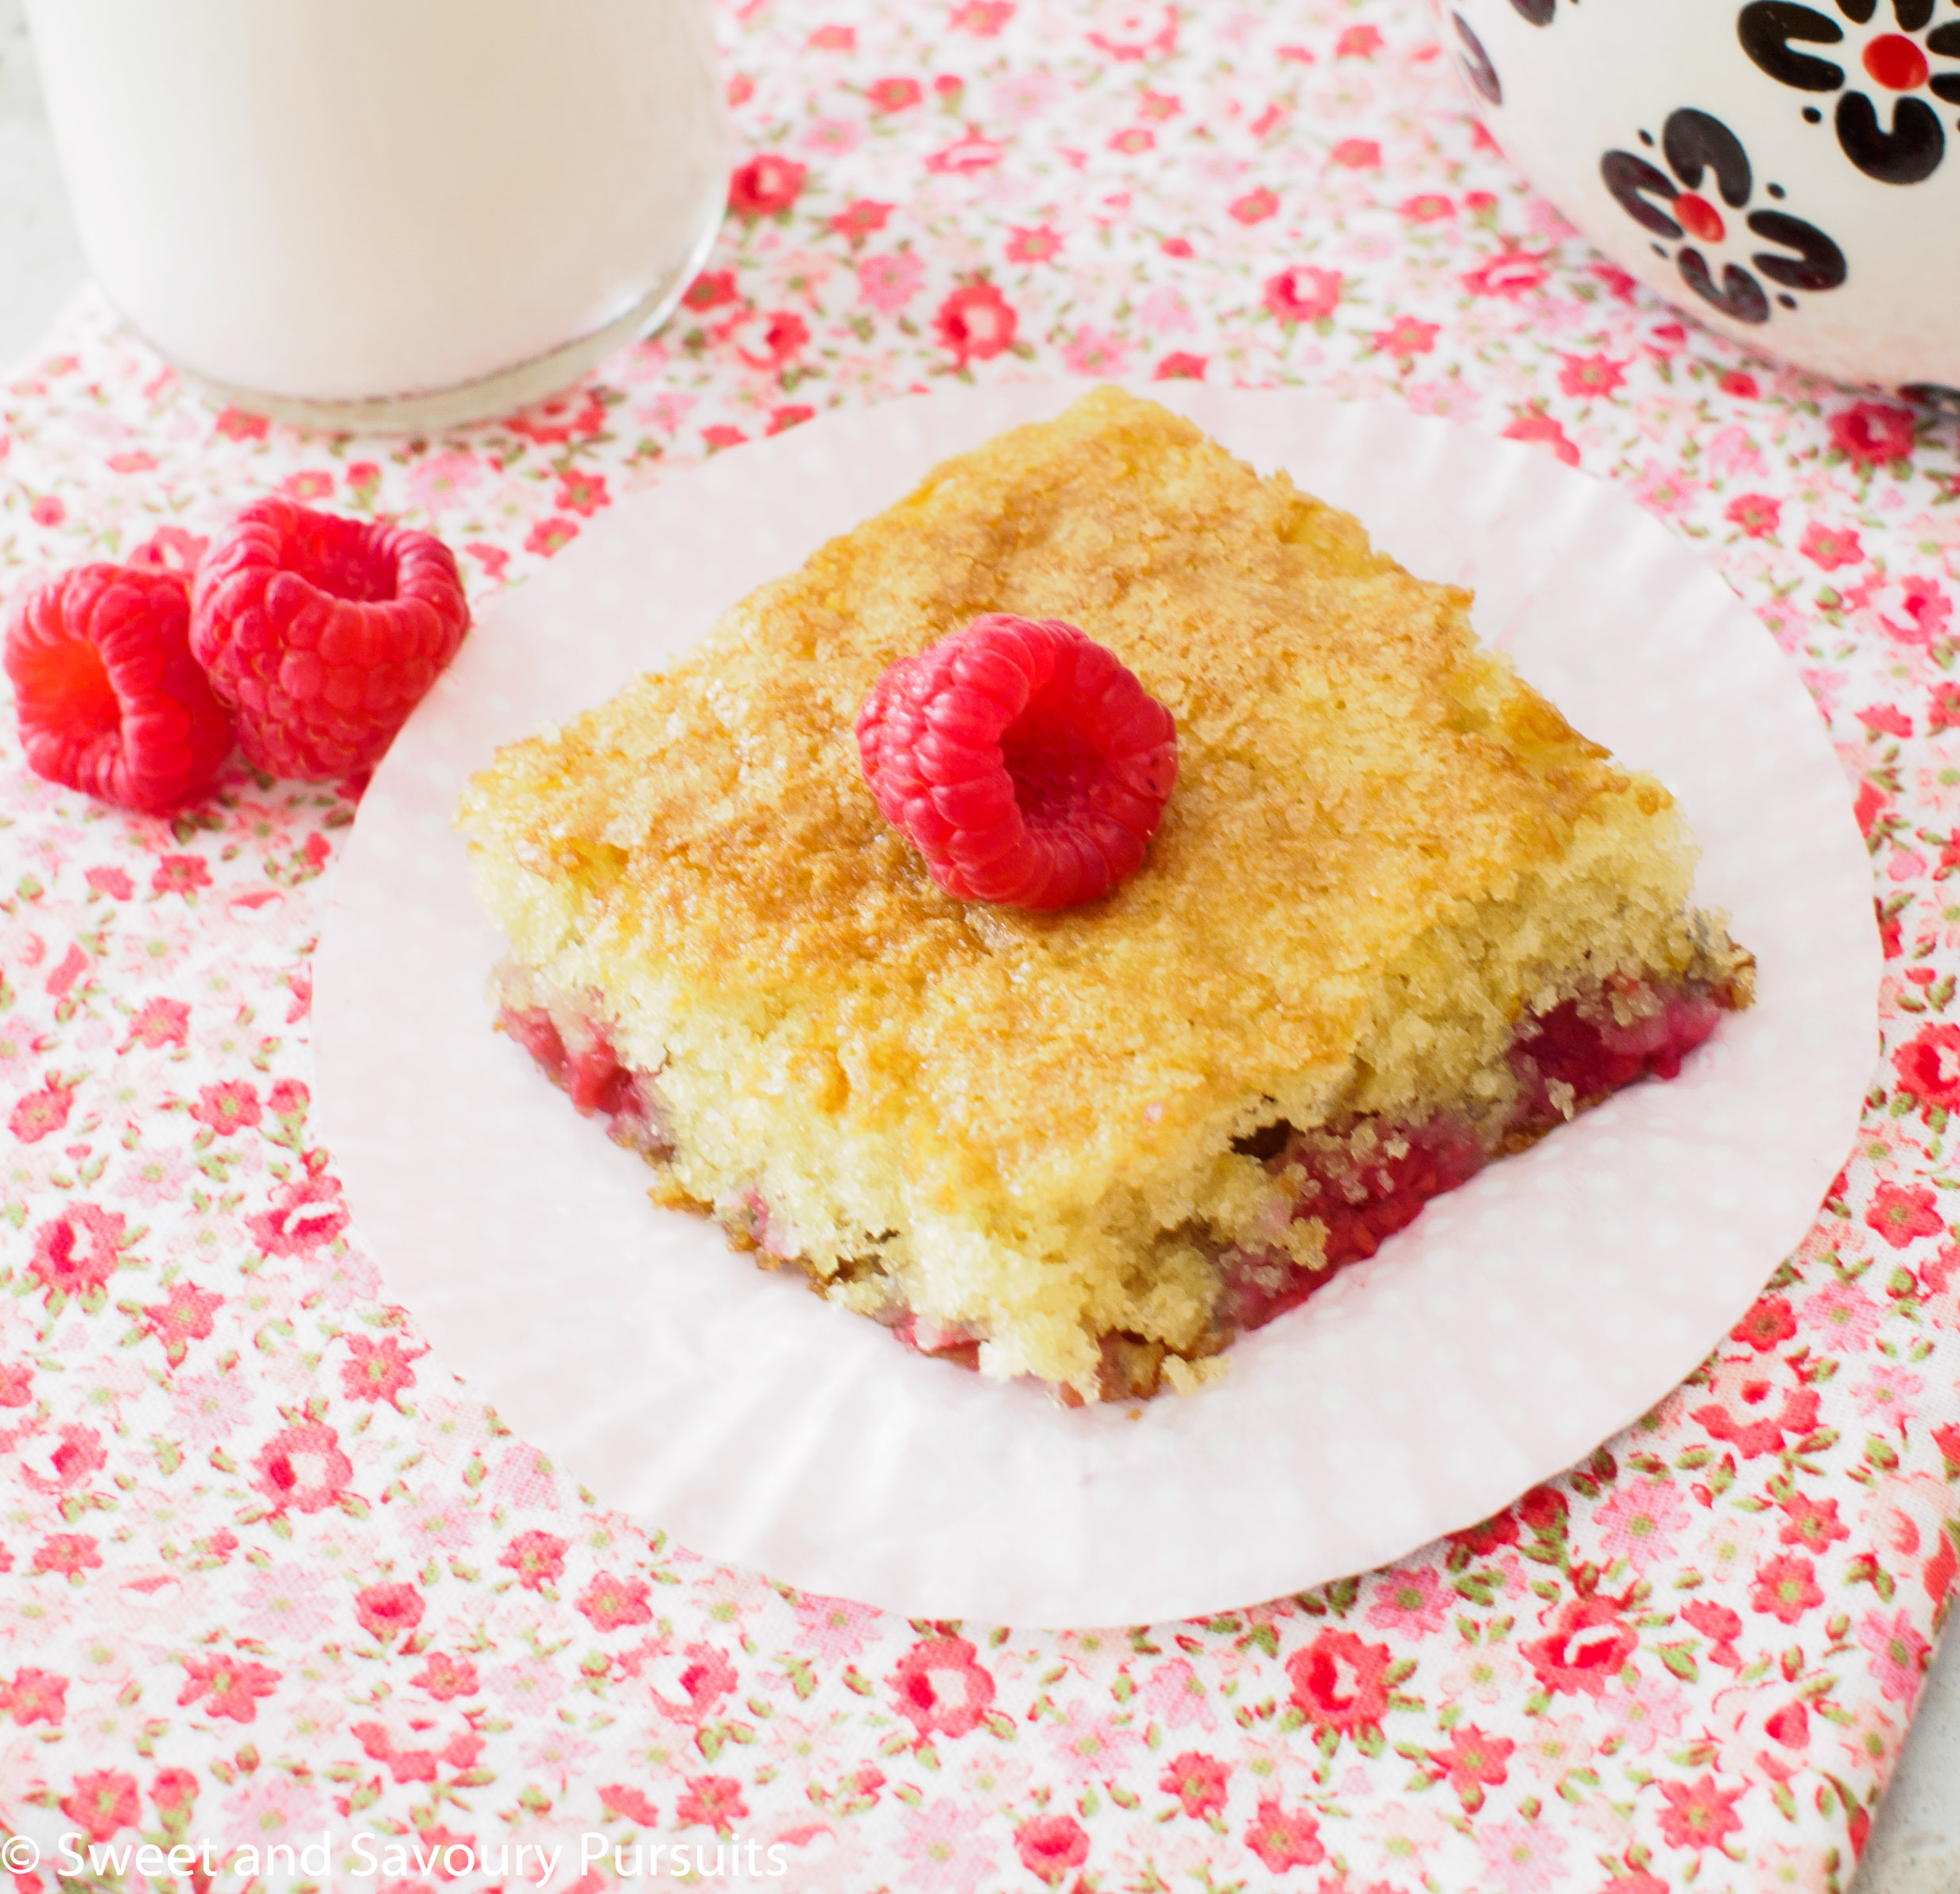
[191,499,470,780]
[5,564,233,814]
[856,614,1178,909]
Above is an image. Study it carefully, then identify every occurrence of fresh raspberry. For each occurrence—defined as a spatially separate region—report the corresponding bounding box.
[855,614,1178,909]
[190,499,470,780]
[5,565,233,813]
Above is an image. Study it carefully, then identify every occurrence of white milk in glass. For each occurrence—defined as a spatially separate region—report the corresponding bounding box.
[25,0,730,428]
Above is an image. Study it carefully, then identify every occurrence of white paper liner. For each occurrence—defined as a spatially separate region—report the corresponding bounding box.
[316,383,1879,1628]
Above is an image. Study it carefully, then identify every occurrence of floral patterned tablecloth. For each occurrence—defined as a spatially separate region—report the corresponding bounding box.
[1,1,1956,1889]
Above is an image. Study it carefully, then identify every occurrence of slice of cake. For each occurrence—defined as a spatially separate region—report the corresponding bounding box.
[458,387,1753,1404]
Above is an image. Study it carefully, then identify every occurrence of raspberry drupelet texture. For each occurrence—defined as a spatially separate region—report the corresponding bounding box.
[855,614,1179,909]
[5,564,233,814]
[191,499,471,780]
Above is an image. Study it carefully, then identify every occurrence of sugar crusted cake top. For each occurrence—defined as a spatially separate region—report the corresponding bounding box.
[462,388,1702,1376]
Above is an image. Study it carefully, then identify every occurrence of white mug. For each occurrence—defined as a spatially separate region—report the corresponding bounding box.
[26,0,731,429]
[1445,0,1960,403]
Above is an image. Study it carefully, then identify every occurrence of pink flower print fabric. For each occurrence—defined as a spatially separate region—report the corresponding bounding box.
[1,0,1956,1887]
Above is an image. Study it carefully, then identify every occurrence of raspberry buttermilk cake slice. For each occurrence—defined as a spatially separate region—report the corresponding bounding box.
[458,386,1753,1404]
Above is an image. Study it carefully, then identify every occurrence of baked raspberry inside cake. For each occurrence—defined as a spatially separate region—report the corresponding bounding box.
[459,387,1754,1404]
[486,959,1744,1400]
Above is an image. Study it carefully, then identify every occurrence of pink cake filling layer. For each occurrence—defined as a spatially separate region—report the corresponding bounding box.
[494,975,1727,1394]
[499,1004,671,1161]
[1215,983,1724,1336]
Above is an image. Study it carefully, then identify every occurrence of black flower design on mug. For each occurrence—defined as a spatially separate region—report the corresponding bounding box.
[1600,108,1847,323]
[1738,0,1960,184]
[1452,12,1503,103]
[1902,381,1960,416]
[1509,0,1557,24]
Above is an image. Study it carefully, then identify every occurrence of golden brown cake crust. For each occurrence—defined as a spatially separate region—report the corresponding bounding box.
[461,388,1737,1394]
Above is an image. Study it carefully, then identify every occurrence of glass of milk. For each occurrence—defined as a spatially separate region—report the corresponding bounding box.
[24,0,730,430]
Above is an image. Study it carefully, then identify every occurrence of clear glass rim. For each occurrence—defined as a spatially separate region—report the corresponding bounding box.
[136,201,725,436]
